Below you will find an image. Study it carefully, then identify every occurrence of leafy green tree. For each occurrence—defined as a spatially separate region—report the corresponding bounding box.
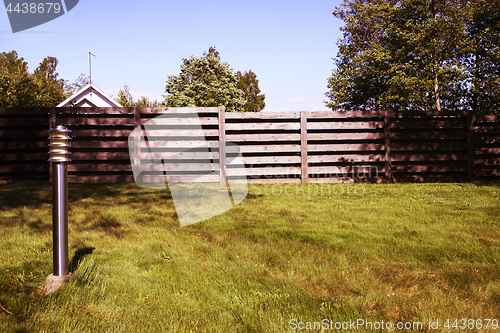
[163,47,245,112]
[325,0,499,114]
[0,51,33,107]
[465,0,500,114]
[32,56,66,107]
[116,85,163,107]
[236,70,266,112]
[0,51,66,107]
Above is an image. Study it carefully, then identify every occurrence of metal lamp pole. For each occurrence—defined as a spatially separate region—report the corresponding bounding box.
[48,125,72,276]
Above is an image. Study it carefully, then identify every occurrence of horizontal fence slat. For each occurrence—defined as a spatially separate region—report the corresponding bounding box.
[141,129,218,137]
[238,156,301,164]
[141,117,218,126]
[390,153,467,161]
[225,122,300,130]
[225,112,301,119]
[58,118,133,126]
[308,143,385,151]
[235,144,301,153]
[307,132,384,141]
[227,133,300,142]
[308,154,385,163]
[227,166,301,177]
[307,121,383,129]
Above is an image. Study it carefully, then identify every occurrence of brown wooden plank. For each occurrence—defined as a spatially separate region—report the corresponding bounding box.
[71,140,130,149]
[307,177,385,184]
[394,164,467,172]
[225,122,300,130]
[307,132,384,141]
[0,107,50,115]
[307,143,384,151]
[57,118,134,126]
[393,110,468,117]
[474,115,500,122]
[69,164,133,172]
[140,140,219,149]
[227,166,301,177]
[300,111,308,183]
[392,141,466,150]
[475,148,500,155]
[56,107,133,115]
[474,158,500,165]
[70,163,217,173]
[69,129,134,137]
[241,178,301,184]
[137,151,220,160]
[141,117,218,126]
[240,155,301,164]
[71,152,131,160]
[235,144,301,153]
[308,111,386,118]
[141,129,218,137]
[474,169,500,177]
[384,110,392,183]
[225,112,301,119]
[227,133,300,142]
[308,154,384,163]
[391,131,467,140]
[68,174,135,183]
[218,106,226,184]
[0,129,49,137]
[140,107,220,114]
[137,174,220,183]
[0,117,49,126]
[0,164,49,173]
[309,166,383,176]
[306,121,383,129]
[390,153,467,161]
[392,118,466,129]
[0,141,48,149]
[1,152,49,161]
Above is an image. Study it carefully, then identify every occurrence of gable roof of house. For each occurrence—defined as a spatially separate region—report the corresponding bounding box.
[57,83,122,107]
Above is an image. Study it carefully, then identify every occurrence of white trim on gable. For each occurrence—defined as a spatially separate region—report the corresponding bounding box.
[57,83,123,107]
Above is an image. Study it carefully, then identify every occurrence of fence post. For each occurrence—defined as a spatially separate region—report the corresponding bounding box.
[300,111,309,183]
[219,106,227,184]
[384,110,393,183]
[467,110,474,182]
[133,107,141,183]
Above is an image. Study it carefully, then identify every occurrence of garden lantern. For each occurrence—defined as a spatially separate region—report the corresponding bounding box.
[47,125,72,286]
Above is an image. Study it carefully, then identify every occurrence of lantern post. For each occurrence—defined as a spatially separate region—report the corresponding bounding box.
[45,125,72,294]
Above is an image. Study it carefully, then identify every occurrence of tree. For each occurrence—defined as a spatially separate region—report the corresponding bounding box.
[0,51,66,107]
[325,0,499,114]
[465,0,500,114]
[116,85,163,107]
[0,51,33,107]
[32,56,66,106]
[163,47,245,112]
[236,70,266,112]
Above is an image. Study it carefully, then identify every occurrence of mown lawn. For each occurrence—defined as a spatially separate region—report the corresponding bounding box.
[0,181,499,332]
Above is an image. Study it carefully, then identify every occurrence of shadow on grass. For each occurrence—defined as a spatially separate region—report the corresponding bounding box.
[69,247,95,273]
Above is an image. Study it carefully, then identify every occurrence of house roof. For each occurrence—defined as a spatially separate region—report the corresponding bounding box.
[57,83,122,107]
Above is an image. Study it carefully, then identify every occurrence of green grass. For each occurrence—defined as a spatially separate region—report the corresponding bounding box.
[0,181,499,332]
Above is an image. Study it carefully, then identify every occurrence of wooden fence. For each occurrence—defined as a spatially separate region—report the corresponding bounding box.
[0,107,498,183]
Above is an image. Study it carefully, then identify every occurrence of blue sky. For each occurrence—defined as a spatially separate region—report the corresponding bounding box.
[1,0,344,111]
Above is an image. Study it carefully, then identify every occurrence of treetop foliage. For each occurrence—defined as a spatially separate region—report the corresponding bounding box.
[164,47,265,112]
[0,51,66,107]
[325,0,500,114]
